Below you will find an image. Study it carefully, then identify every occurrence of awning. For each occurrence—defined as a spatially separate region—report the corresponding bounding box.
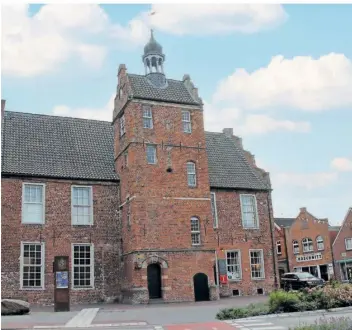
[336,259,352,264]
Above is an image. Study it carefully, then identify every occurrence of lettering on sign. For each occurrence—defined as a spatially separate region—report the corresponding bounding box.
[296,253,322,262]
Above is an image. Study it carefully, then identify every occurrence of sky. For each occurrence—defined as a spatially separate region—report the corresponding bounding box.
[1,3,352,225]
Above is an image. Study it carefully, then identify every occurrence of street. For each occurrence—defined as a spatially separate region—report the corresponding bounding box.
[2,297,352,330]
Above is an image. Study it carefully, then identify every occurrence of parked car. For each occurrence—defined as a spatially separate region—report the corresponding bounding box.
[280,272,325,291]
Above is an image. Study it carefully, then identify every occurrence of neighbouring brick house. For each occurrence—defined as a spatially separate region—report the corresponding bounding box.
[1,31,278,305]
[274,208,334,281]
[332,208,352,282]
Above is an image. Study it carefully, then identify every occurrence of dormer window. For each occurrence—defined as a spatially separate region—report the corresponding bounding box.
[119,88,123,99]
[182,110,192,133]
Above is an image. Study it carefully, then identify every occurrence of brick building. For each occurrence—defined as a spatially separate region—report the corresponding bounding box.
[274,208,334,281]
[332,208,352,282]
[1,31,278,305]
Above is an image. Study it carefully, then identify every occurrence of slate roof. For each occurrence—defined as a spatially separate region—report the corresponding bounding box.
[274,218,296,228]
[1,111,118,181]
[127,74,201,106]
[205,132,269,190]
[2,112,269,190]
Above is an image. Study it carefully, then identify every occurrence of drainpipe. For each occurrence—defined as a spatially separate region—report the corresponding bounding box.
[215,250,219,287]
[267,191,278,290]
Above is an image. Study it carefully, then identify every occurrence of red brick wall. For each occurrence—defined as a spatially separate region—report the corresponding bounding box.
[1,177,120,305]
[213,189,277,296]
[284,209,333,273]
[332,209,352,280]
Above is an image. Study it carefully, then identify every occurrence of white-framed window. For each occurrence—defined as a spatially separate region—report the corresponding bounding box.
[22,183,45,224]
[345,238,352,251]
[143,105,153,129]
[276,241,282,255]
[182,110,192,133]
[240,194,259,229]
[293,240,299,254]
[316,236,324,250]
[120,114,126,136]
[302,238,313,252]
[249,249,265,280]
[71,186,93,226]
[186,162,196,187]
[72,244,94,289]
[191,217,201,246]
[226,250,242,280]
[20,242,45,289]
[210,192,218,228]
[146,145,157,164]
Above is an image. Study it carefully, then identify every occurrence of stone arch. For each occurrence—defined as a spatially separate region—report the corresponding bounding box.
[141,255,168,269]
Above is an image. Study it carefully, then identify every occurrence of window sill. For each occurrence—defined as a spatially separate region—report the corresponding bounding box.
[228,279,242,282]
[243,228,260,230]
[303,250,314,253]
[251,278,265,281]
[22,223,45,225]
[20,288,45,291]
[72,287,95,291]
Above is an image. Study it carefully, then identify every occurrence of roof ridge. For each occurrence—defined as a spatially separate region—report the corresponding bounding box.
[127,73,184,83]
[5,110,112,124]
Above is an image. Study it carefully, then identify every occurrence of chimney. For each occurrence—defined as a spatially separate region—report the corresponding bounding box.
[1,99,5,120]
[118,64,127,78]
[300,207,307,212]
[222,128,233,137]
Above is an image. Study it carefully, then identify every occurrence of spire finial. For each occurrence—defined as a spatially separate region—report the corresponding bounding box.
[150,29,154,40]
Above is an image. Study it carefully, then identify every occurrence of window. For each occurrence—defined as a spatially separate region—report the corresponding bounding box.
[316,236,324,250]
[345,238,352,250]
[71,186,93,226]
[191,217,201,246]
[146,145,157,164]
[210,192,218,228]
[72,244,94,289]
[240,194,258,229]
[182,110,192,133]
[22,183,45,224]
[276,241,282,255]
[143,105,153,129]
[293,240,299,254]
[302,238,313,252]
[120,114,126,136]
[119,88,123,99]
[187,162,196,187]
[250,250,265,279]
[20,242,44,289]
[226,250,242,280]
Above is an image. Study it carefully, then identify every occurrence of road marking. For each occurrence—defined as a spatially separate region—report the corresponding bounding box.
[238,323,274,327]
[65,308,100,328]
[251,327,286,330]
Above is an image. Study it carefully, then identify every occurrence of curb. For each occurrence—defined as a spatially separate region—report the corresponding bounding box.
[225,306,352,321]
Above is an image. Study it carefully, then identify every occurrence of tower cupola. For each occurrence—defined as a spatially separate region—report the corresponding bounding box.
[142,30,167,88]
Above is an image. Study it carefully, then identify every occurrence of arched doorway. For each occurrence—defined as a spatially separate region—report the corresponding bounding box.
[147,264,162,299]
[193,273,209,302]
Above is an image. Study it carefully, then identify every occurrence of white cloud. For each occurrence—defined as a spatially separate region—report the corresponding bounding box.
[1,4,150,77]
[331,157,352,172]
[213,53,352,111]
[52,94,115,122]
[147,4,287,35]
[272,172,338,190]
[203,102,310,135]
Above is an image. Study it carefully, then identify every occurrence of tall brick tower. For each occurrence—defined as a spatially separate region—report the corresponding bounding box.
[113,30,219,304]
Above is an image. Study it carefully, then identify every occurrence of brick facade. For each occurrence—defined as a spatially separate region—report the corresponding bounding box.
[1,177,120,305]
[332,208,352,281]
[1,32,278,305]
[275,208,334,282]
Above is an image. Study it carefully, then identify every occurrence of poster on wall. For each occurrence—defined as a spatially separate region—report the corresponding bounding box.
[56,271,69,289]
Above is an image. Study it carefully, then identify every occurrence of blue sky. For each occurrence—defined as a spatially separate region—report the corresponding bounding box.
[2,4,352,225]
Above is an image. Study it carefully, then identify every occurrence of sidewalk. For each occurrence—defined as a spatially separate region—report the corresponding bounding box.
[2,296,268,329]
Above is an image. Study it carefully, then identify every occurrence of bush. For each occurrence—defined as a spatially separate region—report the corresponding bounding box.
[290,317,352,330]
[216,302,270,320]
[269,290,301,313]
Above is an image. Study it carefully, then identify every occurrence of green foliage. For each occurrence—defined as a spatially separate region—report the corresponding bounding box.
[216,302,270,320]
[289,317,352,330]
[216,284,352,320]
[269,290,301,313]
